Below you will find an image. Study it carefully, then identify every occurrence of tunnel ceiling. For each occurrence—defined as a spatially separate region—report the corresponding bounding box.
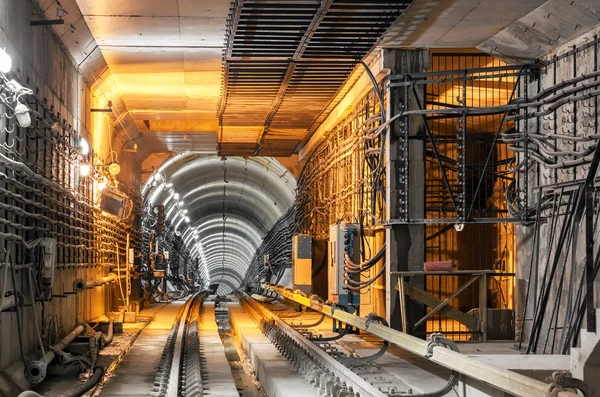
[144,154,296,294]
[218,0,414,157]
[71,0,413,157]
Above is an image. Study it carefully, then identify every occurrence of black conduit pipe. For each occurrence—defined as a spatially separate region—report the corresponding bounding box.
[64,366,104,397]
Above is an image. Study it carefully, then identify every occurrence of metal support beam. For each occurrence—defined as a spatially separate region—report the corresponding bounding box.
[260,283,581,397]
[384,49,427,331]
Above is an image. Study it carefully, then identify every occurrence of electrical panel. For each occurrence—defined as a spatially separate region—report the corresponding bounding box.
[328,223,360,304]
[292,235,312,294]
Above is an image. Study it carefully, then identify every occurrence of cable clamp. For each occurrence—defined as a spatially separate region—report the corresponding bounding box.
[425,332,459,358]
[547,371,594,397]
[329,302,338,315]
[365,312,376,329]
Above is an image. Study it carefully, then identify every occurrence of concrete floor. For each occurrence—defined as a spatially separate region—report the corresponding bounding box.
[99,301,185,396]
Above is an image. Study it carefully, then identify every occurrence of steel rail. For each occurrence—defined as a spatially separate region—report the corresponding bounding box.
[165,296,195,397]
[238,291,387,397]
[164,292,208,397]
[260,283,581,397]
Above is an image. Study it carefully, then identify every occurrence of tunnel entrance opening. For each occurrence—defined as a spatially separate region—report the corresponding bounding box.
[141,154,296,296]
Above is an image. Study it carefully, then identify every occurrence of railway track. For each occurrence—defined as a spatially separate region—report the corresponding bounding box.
[152,292,208,397]
[101,290,586,397]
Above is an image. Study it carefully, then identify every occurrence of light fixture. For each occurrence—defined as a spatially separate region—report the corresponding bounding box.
[0,48,11,74]
[14,103,31,128]
[108,162,120,176]
[79,137,89,155]
[80,163,90,177]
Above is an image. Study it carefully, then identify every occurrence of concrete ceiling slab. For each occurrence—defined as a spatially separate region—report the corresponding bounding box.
[85,16,181,46]
[75,0,228,151]
[76,0,180,17]
[179,17,227,46]
[102,49,184,73]
[379,0,547,48]
[178,0,231,18]
[479,0,600,62]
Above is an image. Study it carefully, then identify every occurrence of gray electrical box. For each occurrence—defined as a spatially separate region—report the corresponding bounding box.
[328,222,360,302]
[292,235,312,294]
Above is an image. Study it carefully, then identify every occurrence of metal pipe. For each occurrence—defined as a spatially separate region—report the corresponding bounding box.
[88,273,127,287]
[0,295,16,311]
[25,324,85,383]
[93,320,114,346]
[261,284,582,397]
[17,392,44,397]
[63,366,104,397]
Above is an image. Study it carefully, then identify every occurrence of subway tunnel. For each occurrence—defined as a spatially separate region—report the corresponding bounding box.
[2,0,600,396]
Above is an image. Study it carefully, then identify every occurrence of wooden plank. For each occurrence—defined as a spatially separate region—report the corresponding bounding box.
[395,281,480,331]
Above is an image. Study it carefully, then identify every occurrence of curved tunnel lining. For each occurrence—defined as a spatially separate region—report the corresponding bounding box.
[144,154,296,293]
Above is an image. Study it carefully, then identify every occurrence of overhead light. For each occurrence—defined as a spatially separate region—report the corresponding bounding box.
[80,163,90,177]
[79,137,89,155]
[14,103,31,128]
[0,48,11,74]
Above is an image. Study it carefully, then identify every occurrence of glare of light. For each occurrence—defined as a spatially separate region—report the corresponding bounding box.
[79,137,90,155]
[154,173,163,182]
[166,182,173,188]
[80,163,90,177]
[169,188,175,197]
[174,192,180,200]
[178,201,184,207]
[0,48,11,74]
[182,209,188,214]
[98,179,107,191]
[185,216,190,223]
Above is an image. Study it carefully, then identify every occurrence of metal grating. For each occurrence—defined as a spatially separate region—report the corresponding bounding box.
[218,0,413,156]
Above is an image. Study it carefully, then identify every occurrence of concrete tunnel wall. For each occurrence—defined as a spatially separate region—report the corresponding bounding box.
[0,0,140,382]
